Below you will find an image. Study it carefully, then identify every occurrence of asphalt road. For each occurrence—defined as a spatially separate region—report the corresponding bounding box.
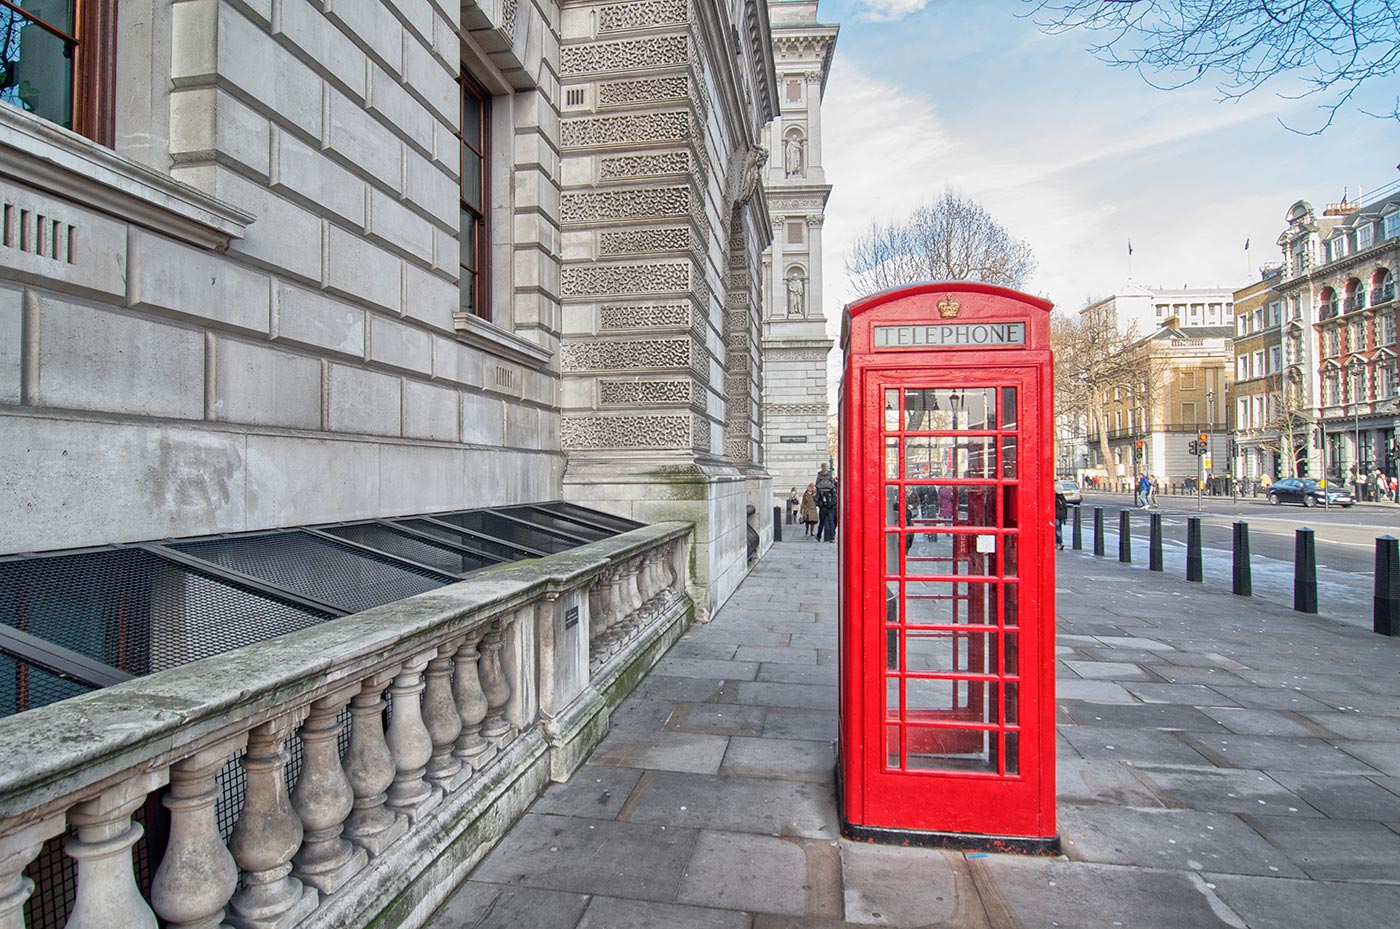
[1072,490,1400,628]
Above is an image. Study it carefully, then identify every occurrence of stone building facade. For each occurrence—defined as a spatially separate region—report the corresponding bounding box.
[1230,269,1287,480]
[758,0,836,503]
[0,0,782,617]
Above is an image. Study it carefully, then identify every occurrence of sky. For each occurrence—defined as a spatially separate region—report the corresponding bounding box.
[812,0,1400,337]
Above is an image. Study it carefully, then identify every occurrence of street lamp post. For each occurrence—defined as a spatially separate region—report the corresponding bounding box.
[1206,389,1216,502]
[1350,356,1365,498]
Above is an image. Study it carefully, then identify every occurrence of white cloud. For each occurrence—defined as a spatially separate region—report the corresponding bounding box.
[850,0,932,22]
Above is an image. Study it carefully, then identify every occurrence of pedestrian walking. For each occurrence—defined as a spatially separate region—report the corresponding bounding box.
[800,484,819,537]
[814,465,839,542]
[1054,491,1067,550]
[1148,474,1160,508]
[785,487,799,525]
[1136,473,1151,508]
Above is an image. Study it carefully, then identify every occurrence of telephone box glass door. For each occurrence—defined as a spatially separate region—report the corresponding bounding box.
[865,369,1042,833]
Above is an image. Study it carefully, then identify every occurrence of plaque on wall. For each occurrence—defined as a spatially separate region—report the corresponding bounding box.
[780,435,808,443]
[565,606,580,629]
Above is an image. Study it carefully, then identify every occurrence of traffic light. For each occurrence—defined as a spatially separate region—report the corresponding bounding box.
[1188,440,1200,455]
[1198,432,1209,455]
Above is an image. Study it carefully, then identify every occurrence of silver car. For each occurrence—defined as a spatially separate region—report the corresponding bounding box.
[1055,480,1083,505]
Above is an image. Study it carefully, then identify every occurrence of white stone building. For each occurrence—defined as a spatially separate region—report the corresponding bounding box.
[1081,282,1235,336]
[758,0,836,506]
[0,0,785,619]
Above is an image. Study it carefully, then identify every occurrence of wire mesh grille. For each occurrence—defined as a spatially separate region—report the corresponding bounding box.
[0,654,95,716]
[503,506,611,542]
[320,524,494,576]
[541,501,642,532]
[395,519,535,562]
[170,532,455,614]
[0,549,334,678]
[437,512,575,554]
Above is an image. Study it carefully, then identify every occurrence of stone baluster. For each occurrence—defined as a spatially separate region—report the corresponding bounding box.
[65,772,167,929]
[605,568,627,652]
[386,651,441,820]
[343,669,408,856]
[620,558,644,629]
[453,628,494,768]
[639,550,661,608]
[664,539,684,603]
[424,639,464,791]
[0,815,63,929]
[291,686,366,894]
[479,619,514,742]
[151,736,246,929]
[587,576,607,661]
[227,714,316,929]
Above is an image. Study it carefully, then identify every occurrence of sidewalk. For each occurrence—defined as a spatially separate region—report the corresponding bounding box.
[426,539,1400,928]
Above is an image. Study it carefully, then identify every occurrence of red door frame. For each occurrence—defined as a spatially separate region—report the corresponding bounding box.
[837,283,1059,852]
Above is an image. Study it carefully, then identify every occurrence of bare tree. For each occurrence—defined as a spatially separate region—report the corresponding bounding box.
[1052,304,1161,481]
[1023,0,1400,133]
[845,189,1036,297]
[1253,372,1312,477]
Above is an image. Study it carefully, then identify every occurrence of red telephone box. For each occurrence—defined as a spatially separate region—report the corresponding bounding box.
[836,282,1058,852]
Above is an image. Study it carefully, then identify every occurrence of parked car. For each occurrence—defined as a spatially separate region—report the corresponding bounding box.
[1054,480,1083,505]
[1267,477,1354,508]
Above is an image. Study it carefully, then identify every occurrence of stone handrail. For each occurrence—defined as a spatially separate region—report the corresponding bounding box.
[0,521,693,929]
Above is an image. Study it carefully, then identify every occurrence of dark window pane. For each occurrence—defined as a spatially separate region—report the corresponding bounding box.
[461,152,482,210]
[459,270,476,313]
[461,87,482,148]
[1,6,76,128]
[459,210,477,269]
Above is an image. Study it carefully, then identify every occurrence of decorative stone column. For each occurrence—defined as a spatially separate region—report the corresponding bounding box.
[479,619,514,743]
[152,736,247,929]
[385,650,441,821]
[227,715,316,929]
[0,815,63,929]
[424,640,464,791]
[65,772,167,929]
[343,669,407,856]
[452,628,493,769]
[291,686,366,894]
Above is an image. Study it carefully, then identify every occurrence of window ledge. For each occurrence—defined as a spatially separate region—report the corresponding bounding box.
[454,312,553,368]
[0,104,253,250]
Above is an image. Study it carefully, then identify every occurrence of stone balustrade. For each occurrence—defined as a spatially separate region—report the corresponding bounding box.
[0,522,693,929]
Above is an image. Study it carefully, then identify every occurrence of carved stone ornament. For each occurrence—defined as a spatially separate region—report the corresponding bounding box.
[600,151,691,182]
[562,111,691,149]
[735,145,768,205]
[561,35,689,77]
[561,414,692,449]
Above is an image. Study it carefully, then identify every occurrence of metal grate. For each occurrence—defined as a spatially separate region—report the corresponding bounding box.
[539,501,643,533]
[320,523,496,577]
[504,506,612,542]
[0,548,334,677]
[437,511,577,554]
[0,654,95,716]
[395,518,538,562]
[170,531,455,615]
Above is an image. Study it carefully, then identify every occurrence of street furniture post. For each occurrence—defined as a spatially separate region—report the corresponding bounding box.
[1072,504,1082,551]
[1294,528,1318,614]
[1374,535,1399,636]
[1232,521,1252,597]
[1186,516,1203,583]
[1149,512,1163,572]
[1093,506,1105,557]
[773,506,783,543]
[1118,510,1131,564]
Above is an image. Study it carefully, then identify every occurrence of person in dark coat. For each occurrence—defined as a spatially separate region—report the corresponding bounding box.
[1055,492,1068,550]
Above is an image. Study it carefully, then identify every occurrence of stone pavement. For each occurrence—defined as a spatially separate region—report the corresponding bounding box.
[426,538,1400,928]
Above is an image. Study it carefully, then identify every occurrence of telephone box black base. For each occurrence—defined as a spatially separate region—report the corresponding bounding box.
[839,820,1062,856]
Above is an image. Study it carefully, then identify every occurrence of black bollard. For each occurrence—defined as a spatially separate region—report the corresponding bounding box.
[773,506,783,543]
[1072,505,1082,551]
[1149,512,1163,572]
[1374,536,1399,636]
[1093,506,1105,557]
[1118,510,1132,563]
[1294,527,1318,614]
[1186,516,1203,582]
[1232,521,1252,597]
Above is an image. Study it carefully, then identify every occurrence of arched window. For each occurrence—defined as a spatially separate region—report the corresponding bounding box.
[1318,287,1338,319]
[1372,268,1395,305]
[1344,278,1365,312]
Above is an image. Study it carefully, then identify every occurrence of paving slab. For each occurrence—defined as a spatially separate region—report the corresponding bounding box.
[735,681,839,709]
[1058,700,1225,732]
[1268,772,1400,820]
[591,729,732,774]
[1177,732,1384,774]
[756,662,838,685]
[762,707,840,743]
[677,831,810,916]
[1209,873,1400,929]
[530,765,643,820]
[431,883,590,929]
[622,770,840,839]
[721,736,835,782]
[1133,765,1319,816]
[838,843,959,926]
[1060,659,1154,681]
[1056,680,1138,704]
[664,702,768,737]
[1245,814,1400,881]
[576,896,751,929]
[654,656,762,681]
[1060,725,1214,766]
[468,812,698,902]
[1198,706,1326,737]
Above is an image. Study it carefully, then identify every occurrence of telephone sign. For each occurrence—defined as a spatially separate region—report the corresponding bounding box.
[837,282,1059,852]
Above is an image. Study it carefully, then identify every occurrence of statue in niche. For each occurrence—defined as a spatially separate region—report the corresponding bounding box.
[786,272,807,317]
[784,135,805,176]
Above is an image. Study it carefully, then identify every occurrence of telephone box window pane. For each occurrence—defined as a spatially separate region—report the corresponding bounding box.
[885,438,899,478]
[902,581,997,626]
[884,389,900,430]
[1004,584,1019,626]
[1002,436,1018,479]
[1002,485,1019,528]
[1000,387,1017,430]
[1003,535,1018,577]
[897,485,997,527]
[904,630,998,675]
[905,388,995,431]
[1004,732,1020,774]
[885,485,901,526]
[1004,631,1019,674]
[905,532,998,577]
[886,675,900,716]
[904,436,996,479]
[885,531,900,575]
[906,729,994,773]
[1004,682,1020,725]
